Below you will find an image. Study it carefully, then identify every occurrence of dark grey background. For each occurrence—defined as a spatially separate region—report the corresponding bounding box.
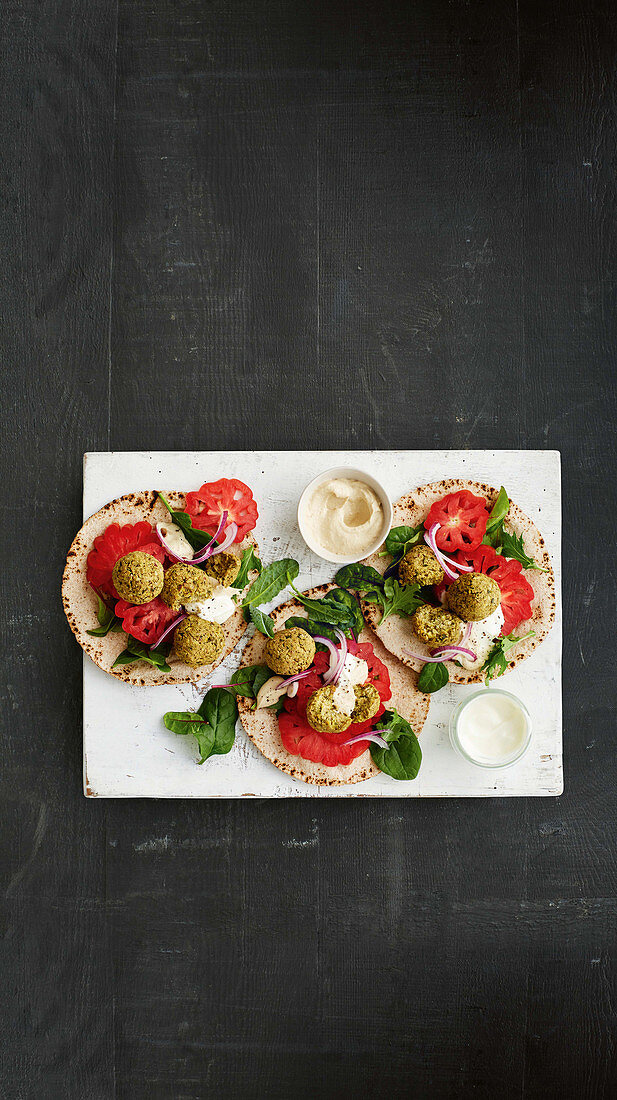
[2,0,616,1097]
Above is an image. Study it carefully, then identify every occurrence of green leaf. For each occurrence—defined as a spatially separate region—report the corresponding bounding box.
[378,579,424,622]
[242,558,299,607]
[87,595,120,636]
[157,492,216,552]
[113,638,171,672]
[370,708,422,780]
[249,606,275,637]
[485,486,510,534]
[284,616,341,645]
[163,711,207,737]
[289,585,356,627]
[334,563,384,592]
[197,687,238,759]
[234,546,263,589]
[482,630,536,681]
[499,530,545,571]
[383,524,424,561]
[327,588,364,638]
[219,663,271,699]
[417,661,449,693]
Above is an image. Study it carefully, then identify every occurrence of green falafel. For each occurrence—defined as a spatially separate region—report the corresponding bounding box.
[411,604,464,648]
[264,627,316,676]
[161,563,215,611]
[173,616,224,667]
[305,686,352,734]
[112,551,164,605]
[446,572,501,621]
[351,683,381,723]
[398,544,444,586]
[204,552,241,588]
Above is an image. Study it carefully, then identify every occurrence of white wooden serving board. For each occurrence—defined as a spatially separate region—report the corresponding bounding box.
[82,451,562,798]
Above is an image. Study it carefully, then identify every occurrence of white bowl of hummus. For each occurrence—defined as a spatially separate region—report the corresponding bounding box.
[297,466,393,564]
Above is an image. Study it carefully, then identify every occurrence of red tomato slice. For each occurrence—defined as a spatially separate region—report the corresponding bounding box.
[425,490,488,553]
[279,639,391,767]
[115,597,178,645]
[185,478,258,543]
[86,521,166,598]
[455,545,535,635]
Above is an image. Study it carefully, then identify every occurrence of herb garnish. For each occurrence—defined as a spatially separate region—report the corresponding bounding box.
[482,630,536,681]
[242,558,299,608]
[235,546,262,589]
[481,486,545,570]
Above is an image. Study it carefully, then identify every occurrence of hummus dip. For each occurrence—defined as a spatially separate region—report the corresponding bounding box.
[305,477,385,558]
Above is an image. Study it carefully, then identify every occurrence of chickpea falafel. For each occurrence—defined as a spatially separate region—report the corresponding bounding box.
[351,683,381,723]
[204,552,241,588]
[398,544,444,587]
[161,563,215,611]
[264,627,316,676]
[305,686,352,734]
[112,551,164,605]
[446,572,501,621]
[173,615,224,667]
[411,604,464,648]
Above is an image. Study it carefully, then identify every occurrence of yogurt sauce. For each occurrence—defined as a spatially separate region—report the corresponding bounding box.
[456,691,530,766]
[185,585,241,624]
[304,478,385,558]
[157,520,194,559]
[332,653,369,715]
[458,606,505,670]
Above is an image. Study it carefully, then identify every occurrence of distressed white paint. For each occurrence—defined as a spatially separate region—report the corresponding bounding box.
[82,450,562,798]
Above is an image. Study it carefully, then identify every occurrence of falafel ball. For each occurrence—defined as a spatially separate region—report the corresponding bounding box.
[351,683,381,724]
[161,563,215,611]
[398,544,444,587]
[173,616,224,667]
[264,627,316,676]
[411,604,464,648]
[306,686,352,734]
[204,551,241,588]
[446,572,501,621]
[112,551,164,605]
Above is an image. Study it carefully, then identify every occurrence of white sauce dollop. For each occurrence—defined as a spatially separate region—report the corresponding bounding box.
[458,606,505,670]
[158,521,195,560]
[331,652,370,715]
[185,585,241,625]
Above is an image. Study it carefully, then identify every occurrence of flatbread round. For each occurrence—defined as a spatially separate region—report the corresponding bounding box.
[237,583,430,786]
[360,480,555,684]
[62,489,259,686]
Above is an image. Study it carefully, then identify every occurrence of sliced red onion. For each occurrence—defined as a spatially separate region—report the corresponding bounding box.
[152,612,186,648]
[313,636,338,667]
[208,521,238,557]
[189,511,229,563]
[462,621,472,644]
[155,509,229,565]
[403,647,452,664]
[424,524,458,581]
[277,669,314,691]
[329,628,348,686]
[432,644,478,660]
[342,731,389,748]
[286,682,299,698]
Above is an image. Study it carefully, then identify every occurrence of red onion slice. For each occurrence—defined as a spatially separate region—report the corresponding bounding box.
[424,524,458,581]
[152,612,186,648]
[342,731,389,748]
[462,621,472,644]
[286,682,299,698]
[189,511,229,563]
[209,521,238,557]
[431,644,478,660]
[403,647,451,664]
[155,509,230,565]
[277,669,315,691]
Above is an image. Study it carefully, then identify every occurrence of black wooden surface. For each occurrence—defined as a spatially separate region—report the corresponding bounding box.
[2,0,616,1096]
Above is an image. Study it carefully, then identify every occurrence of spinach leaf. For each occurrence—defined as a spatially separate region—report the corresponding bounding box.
[249,606,275,637]
[290,588,355,627]
[197,687,238,757]
[417,661,449,693]
[485,486,510,534]
[163,711,209,738]
[370,708,422,781]
[234,546,262,589]
[499,530,545,571]
[482,630,535,681]
[87,595,121,637]
[113,637,171,672]
[335,563,384,592]
[327,587,364,638]
[157,492,215,552]
[284,616,342,645]
[242,558,299,607]
[384,524,424,558]
[221,663,272,699]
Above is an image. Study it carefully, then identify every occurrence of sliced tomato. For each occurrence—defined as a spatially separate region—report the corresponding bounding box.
[279,639,391,767]
[185,478,258,543]
[87,521,166,598]
[424,490,488,553]
[115,597,178,645]
[455,545,535,635]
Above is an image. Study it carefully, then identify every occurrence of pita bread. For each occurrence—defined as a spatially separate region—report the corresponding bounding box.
[62,489,259,686]
[360,480,555,684]
[237,583,430,786]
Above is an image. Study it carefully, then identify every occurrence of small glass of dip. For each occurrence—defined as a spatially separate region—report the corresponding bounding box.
[449,688,532,769]
[297,466,392,564]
